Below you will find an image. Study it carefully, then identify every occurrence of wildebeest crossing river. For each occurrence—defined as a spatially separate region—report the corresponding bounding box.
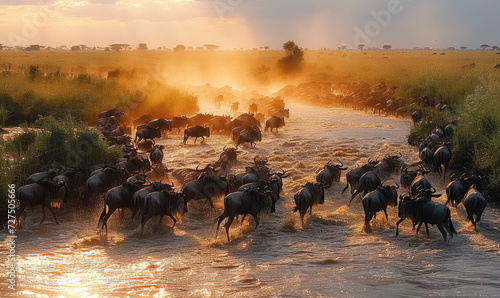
[1,103,499,297]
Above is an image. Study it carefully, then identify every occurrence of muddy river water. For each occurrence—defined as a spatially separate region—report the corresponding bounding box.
[1,103,499,297]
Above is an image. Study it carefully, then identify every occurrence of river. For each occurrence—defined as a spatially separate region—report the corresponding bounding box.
[1,103,499,297]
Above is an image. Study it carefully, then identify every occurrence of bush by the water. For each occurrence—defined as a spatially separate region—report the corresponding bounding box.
[0,116,122,223]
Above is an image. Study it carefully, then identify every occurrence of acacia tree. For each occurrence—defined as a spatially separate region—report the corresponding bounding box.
[137,43,148,51]
[460,46,467,50]
[174,44,186,52]
[277,40,304,75]
[492,46,499,51]
[203,44,220,50]
[382,44,392,51]
[357,44,365,50]
[480,44,490,50]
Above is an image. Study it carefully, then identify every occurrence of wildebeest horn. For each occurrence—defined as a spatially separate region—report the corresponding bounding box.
[327,159,333,165]
[159,178,163,184]
[196,164,201,171]
[223,144,226,151]
[170,182,174,188]
[385,153,390,159]
[368,158,372,164]
[394,182,400,189]
[430,186,437,193]
[336,159,343,167]
[396,151,402,158]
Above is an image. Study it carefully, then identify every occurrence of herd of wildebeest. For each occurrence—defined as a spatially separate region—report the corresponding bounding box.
[14,87,489,242]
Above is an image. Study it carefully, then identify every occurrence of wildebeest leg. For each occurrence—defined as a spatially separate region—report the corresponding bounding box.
[159,215,163,224]
[383,209,389,222]
[121,207,125,219]
[416,222,423,235]
[167,213,177,228]
[215,213,226,237]
[16,202,29,228]
[436,224,447,241]
[241,214,247,223]
[194,137,198,144]
[101,206,116,231]
[395,216,406,236]
[201,136,205,143]
[251,213,259,229]
[309,205,313,215]
[98,206,107,228]
[40,205,46,225]
[424,223,430,237]
[45,204,59,225]
[299,210,305,224]
[141,213,155,234]
[206,197,215,208]
[225,215,235,241]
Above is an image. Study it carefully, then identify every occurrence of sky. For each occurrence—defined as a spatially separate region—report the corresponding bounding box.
[0,0,498,50]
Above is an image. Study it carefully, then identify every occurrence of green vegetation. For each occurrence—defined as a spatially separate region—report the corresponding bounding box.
[0,116,122,222]
[450,81,500,195]
[277,41,304,75]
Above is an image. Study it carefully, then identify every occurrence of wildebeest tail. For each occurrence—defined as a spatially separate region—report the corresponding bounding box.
[341,182,349,194]
[292,193,299,213]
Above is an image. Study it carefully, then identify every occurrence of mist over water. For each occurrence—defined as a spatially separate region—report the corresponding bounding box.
[1,103,499,297]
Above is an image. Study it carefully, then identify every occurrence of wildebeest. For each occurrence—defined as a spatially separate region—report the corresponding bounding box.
[445,173,480,207]
[342,159,379,195]
[248,103,258,114]
[135,126,162,143]
[293,182,325,224]
[86,167,127,201]
[98,181,145,232]
[219,146,240,163]
[231,101,239,114]
[16,180,68,226]
[269,168,288,193]
[231,125,255,141]
[265,116,285,133]
[141,190,187,233]
[148,119,173,133]
[411,110,422,125]
[419,147,434,166]
[463,185,487,230]
[137,139,155,152]
[171,116,188,133]
[26,169,59,184]
[434,144,451,183]
[362,184,399,231]
[99,108,125,120]
[52,168,85,197]
[133,114,154,127]
[410,167,432,196]
[183,125,210,144]
[215,189,275,241]
[374,152,404,179]
[181,174,228,207]
[116,155,151,175]
[494,63,500,70]
[400,166,419,189]
[132,181,173,218]
[235,128,262,148]
[149,145,164,166]
[348,171,382,206]
[187,113,214,127]
[396,188,456,241]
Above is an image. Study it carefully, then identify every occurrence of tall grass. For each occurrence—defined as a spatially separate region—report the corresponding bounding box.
[451,80,500,197]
